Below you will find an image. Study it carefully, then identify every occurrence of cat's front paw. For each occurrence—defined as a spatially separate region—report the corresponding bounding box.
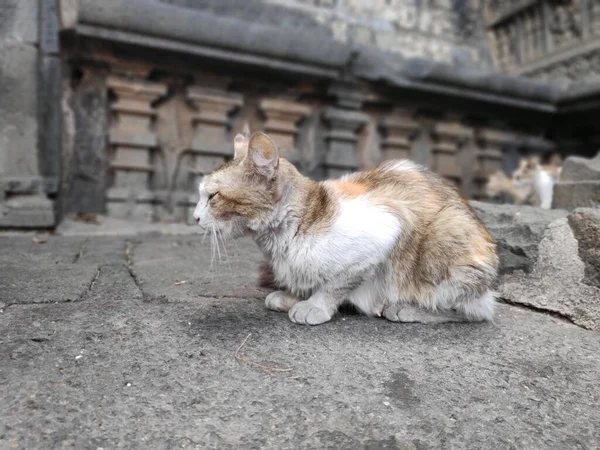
[265,291,298,312]
[289,301,332,325]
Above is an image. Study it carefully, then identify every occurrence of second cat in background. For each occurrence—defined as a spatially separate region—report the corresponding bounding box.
[486,154,562,209]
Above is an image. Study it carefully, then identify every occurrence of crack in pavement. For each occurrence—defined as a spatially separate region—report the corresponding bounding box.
[71,239,89,264]
[1,265,103,312]
[499,297,581,328]
[125,240,147,301]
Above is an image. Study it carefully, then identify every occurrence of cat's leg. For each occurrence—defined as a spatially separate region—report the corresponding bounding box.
[288,275,367,325]
[382,303,467,324]
[265,291,300,312]
[288,289,344,325]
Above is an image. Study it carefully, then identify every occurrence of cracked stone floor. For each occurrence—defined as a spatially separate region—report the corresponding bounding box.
[1,233,599,449]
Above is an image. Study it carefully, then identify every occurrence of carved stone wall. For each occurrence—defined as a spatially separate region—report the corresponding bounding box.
[63,59,560,223]
[164,0,491,68]
[486,0,600,82]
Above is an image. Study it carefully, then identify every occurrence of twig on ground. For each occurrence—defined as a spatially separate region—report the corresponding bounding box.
[173,280,189,286]
[234,333,293,373]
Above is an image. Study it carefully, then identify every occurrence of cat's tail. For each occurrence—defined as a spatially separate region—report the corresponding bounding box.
[458,290,497,322]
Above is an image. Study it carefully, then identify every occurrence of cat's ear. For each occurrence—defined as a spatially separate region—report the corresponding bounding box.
[233,123,250,159]
[247,132,279,178]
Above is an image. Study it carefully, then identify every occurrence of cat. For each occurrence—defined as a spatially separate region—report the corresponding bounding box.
[485,170,534,206]
[512,156,561,209]
[193,131,499,325]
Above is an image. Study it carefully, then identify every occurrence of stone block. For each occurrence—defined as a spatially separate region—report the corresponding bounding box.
[553,181,600,210]
[560,152,600,182]
[501,216,600,331]
[0,43,39,177]
[39,56,62,185]
[0,195,55,228]
[567,208,600,288]
[470,201,569,274]
[323,107,368,175]
[0,0,39,44]
[259,99,310,163]
[40,0,60,54]
[67,70,108,214]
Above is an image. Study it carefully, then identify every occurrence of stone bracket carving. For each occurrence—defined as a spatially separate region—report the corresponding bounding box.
[259,99,311,164]
[106,75,167,221]
[187,87,243,158]
[323,107,368,178]
[379,111,420,162]
[433,122,475,196]
[184,87,243,223]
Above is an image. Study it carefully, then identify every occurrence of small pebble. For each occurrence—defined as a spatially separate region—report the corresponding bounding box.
[75,355,82,360]
[383,401,390,406]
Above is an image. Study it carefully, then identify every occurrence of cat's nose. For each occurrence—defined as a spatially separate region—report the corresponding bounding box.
[194,217,200,224]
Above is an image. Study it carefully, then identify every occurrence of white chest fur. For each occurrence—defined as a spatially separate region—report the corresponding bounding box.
[265,197,402,295]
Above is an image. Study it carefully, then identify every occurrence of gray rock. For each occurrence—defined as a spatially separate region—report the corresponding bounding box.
[568,208,600,288]
[553,153,600,210]
[560,152,600,182]
[553,181,600,210]
[501,217,600,331]
[470,201,568,274]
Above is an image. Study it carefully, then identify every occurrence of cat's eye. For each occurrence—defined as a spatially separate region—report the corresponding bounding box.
[208,192,218,201]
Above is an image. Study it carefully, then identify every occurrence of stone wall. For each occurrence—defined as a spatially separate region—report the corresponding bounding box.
[60,54,556,223]
[0,0,58,228]
[2,0,599,229]
[162,0,492,68]
[485,0,600,84]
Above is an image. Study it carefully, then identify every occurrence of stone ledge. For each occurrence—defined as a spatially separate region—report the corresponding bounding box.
[74,0,353,75]
[0,195,55,228]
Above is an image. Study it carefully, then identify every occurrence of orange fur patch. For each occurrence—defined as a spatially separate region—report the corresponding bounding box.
[332,181,368,198]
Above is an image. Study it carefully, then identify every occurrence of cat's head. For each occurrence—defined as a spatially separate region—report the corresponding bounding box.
[513,157,540,185]
[192,130,283,235]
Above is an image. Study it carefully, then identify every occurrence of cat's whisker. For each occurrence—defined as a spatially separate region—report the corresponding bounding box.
[212,224,222,265]
[216,227,233,272]
[209,224,217,270]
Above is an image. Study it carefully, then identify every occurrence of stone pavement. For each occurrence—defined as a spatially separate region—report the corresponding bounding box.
[1,232,599,450]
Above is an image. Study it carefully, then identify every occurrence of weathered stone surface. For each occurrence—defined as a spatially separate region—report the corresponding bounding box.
[38,55,62,192]
[67,70,108,214]
[163,0,489,68]
[0,43,39,177]
[1,233,600,449]
[553,153,600,210]
[568,208,600,289]
[560,152,600,182]
[501,217,600,331]
[0,195,55,229]
[78,0,353,75]
[130,236,268,301]
[106,76,167,222]
[470,201,568,274]
[0,0,39,44]
[259,99,310,163]
[553,181,600,210]
[323,107,368,177]
[0,236,124,306]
